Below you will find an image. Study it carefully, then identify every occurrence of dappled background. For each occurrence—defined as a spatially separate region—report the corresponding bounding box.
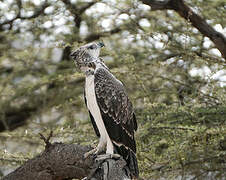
[0,0,226,179]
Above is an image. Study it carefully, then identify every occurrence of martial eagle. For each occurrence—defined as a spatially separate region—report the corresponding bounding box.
[71,42,139,178]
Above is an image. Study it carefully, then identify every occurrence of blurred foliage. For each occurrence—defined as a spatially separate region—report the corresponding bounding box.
[0,0,226,179]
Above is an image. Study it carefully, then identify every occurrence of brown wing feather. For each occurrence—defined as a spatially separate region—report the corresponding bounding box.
[94,67,137,152]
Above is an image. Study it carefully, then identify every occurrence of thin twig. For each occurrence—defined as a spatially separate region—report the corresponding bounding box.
[149,126,195,131]
[39,130,53,149]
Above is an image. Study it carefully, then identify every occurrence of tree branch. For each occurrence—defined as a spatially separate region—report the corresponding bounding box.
[61,0,98,28]
[139,0,226,59]
[85,27,122,42]
[2,133,131,180]
[79,1,98,15]
[140,0,172,10]
[149,126,195,131]
[2,143,93,180]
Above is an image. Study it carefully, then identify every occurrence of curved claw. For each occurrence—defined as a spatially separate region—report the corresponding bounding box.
[84,148,97,159]
[95,153,121,162]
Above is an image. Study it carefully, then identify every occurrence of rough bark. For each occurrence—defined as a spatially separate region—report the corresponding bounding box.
[140,0,226,59]
[2,133,130,180]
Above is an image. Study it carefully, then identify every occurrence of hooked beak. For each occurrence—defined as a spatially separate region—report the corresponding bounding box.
[97,42,105,48]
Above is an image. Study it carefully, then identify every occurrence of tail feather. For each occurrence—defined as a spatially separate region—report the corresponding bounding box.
[114,144,139,178]
[128,150,139,178]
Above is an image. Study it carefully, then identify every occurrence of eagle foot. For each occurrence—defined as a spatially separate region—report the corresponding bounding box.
[95,153,121,162]
[84,148,98,159]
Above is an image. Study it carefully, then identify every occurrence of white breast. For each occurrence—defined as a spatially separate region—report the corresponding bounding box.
[85,74,114,154]
[85,75,107,140]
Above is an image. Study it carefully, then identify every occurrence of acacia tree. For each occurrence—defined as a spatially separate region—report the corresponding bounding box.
[0,0,226,179]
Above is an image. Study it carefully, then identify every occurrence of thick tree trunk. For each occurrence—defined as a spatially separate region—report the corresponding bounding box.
[140,0,226,59]
[2,133,130,180]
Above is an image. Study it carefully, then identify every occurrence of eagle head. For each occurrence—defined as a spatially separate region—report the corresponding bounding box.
[70,42,105,69]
